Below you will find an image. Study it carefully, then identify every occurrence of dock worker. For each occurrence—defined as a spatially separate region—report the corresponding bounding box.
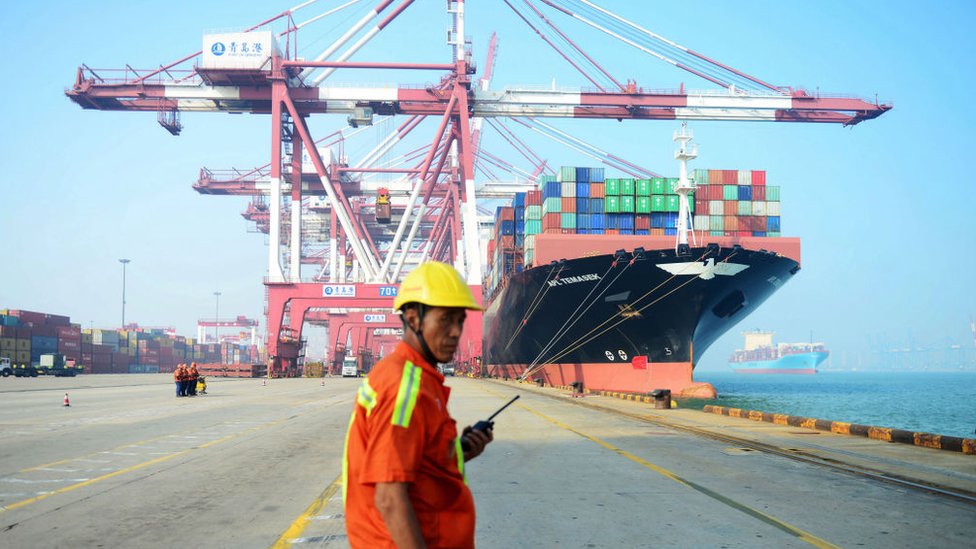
[188,363,199,396]
[343,261,492,549]
[174,364,185,397]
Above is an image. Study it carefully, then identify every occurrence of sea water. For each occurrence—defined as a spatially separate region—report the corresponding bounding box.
[693,370,976,439]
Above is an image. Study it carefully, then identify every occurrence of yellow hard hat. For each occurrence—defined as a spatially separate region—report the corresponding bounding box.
[393,261,482,311]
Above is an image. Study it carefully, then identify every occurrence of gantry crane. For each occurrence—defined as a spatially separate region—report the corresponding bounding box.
[66,0,889,376]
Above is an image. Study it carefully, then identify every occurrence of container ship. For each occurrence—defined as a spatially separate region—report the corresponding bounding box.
[728,331,829,374]
[482,129,800,397]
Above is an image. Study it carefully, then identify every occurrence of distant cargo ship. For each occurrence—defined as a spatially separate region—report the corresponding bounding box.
[728,331,829,374]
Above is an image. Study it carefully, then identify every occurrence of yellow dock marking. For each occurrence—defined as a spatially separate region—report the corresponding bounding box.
[0,417,290,514]
[520,402,842,549]
[270,473,343,549]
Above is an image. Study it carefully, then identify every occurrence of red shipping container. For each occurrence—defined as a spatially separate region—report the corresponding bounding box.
[46,314,71,327]
[708,170,722,185]
[590,183,605,198]
[650,228,665,236]
[498,207,515,221]
[724,200,737,214]
[635,215,650,230]
[695,199,709,214]
[498,236,515,249]
[527,190,542,205]
[543,213,561,230]
[752,186,766,201]
[723,216,739,231]
[561,197,576,212]
[605,229,620,235]
[751,170,766,186]
[543,228,562,234]
[57,325,81,338]
[736,231,752,237]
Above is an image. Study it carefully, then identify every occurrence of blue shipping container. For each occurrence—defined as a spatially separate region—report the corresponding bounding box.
[501,220,515,235]
[664,228,677,236]
[620,229,634,235]
[576,197,589,213]
[590,167,605,183]
[767,216,781,232]
[738,185,753,201]
[665,212,679,228]
[543,181,561,198]
[31,336,57,350]
[589,198,604,213]
[752,231,767,237]
[514,192,526,208]
[515,234,524,247]
[606,214,620,229]
[590,229,605,235]
[619,214,635,230]
[635,229,650,235]
[576,214,590,229]
[651,212,666,229]
[576,182,590,197]
[577,229,589,235]
[591,213,605,229]
[516,220,525,234]
[515,209,525,223]
[576,167,590,184]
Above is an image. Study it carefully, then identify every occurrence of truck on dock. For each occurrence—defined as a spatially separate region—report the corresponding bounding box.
[36,354,83,377]
[341,356,359,377]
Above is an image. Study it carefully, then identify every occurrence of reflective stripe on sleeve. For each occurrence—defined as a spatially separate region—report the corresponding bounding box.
[392,361,422,428]
[455,436,467,484]
[356,378,378,416]
[341,412,355,506]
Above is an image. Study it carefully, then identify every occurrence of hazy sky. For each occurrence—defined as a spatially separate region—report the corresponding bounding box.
[1,1,973,368]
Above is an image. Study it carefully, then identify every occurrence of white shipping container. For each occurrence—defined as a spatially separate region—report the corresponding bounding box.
[202,31,279,70]
[708,200,724,215]
[767,201,781,216]
[752,201,767,216]
[561,182,576,197]
[526,205,542,219]
[694,215,710,231]
[737,170,751,185]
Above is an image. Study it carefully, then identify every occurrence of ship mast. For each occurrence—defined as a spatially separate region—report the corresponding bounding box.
[674,123,698,253]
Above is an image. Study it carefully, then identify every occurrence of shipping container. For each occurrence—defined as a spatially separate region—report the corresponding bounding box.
[559,166,576,182]
[737,201,752,216]
[651,178,667,195]
[605,196,620,213]
[751,170,766,186]
[605,179,620,196]
[561,181,576,197]
[723,185,738,200]
[665,195,680,212]
[767,201,781,216]
[542,196,561,214]
[576,182,590,197]
[636,196,651,213]
[561,197,576,212]
[589,183,605,198]
[636,179,652,196]
[620,195,635,213]
[766,185,781,201]
[619,178,635,196]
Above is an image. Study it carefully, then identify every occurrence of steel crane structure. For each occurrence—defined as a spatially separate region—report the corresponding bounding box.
[66,0,890,377]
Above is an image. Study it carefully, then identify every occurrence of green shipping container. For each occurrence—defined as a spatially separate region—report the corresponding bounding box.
[651,178,666,195]
[689,196,695,213]
[767,231,781,237]
[738,201,752,216]
[766,185,781,201]
[620,195,635,213]
[620,178,636,196]
[525,220,542,234]
[605,196,620,213]
[651,195,666,212]
[665,195,680,212]
[693,169,709,185]
[667,178,680,194]
[709,216,724,231]
[560,166,576,182]
[542,197,561,214]
[709,230,725,236]
[636,196,651,213]
[560,213,576,229]
[636,179,653,196]
[723,185,738,200]
[605,179,620,196]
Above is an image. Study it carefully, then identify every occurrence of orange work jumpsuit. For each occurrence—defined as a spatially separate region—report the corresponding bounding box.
[343,342,474,548]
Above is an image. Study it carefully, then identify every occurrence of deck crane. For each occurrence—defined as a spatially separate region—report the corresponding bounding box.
[66,0,889,376]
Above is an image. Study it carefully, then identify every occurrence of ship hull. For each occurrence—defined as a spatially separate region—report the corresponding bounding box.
[483,240,800,395]
[731,351,828,374]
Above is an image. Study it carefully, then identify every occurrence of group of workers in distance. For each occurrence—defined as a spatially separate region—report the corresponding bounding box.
[343,261,493,549]
[173,363,203,397]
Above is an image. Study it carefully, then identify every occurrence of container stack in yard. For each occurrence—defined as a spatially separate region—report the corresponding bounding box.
[484,167,782,297]
[1,308,264,375]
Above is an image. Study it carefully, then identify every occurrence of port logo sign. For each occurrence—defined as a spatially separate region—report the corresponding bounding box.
[211,42,226,56]
[364,314,387,323]
[323,284,356,298]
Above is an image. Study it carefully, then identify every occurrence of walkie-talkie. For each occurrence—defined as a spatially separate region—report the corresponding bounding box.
[460,395,520,452]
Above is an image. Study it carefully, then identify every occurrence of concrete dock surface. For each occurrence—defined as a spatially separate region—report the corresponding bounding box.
[0,375,972,548]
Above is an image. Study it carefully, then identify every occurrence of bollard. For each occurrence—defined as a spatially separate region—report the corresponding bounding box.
[649,389,671,410]
[534,378,545,387]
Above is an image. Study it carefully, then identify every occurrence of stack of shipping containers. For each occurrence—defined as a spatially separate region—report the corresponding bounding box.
[484,166,782,297]
[0,308,264,375]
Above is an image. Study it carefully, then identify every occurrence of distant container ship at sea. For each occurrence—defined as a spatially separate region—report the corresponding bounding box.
[728,331,829,374]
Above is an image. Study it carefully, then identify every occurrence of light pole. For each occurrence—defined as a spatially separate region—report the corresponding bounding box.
[119,259,131,328]
[213,291,221,344]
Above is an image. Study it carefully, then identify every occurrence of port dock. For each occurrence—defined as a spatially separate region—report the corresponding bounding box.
[1,376,972,548]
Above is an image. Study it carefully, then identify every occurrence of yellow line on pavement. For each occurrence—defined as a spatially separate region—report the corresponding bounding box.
[270,473,343,549]
[1,417,290,514]
[20,433,175,473]
[521,402,841,549]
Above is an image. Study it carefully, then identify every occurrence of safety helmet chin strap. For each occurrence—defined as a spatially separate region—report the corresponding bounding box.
[405,304,439,367]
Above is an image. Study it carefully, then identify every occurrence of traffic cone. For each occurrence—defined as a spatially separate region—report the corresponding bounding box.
[63,393,70,407]
[320,379,325,387]
[262,379,266,386]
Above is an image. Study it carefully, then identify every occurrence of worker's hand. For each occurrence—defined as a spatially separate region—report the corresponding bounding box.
[461,425,493,462]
